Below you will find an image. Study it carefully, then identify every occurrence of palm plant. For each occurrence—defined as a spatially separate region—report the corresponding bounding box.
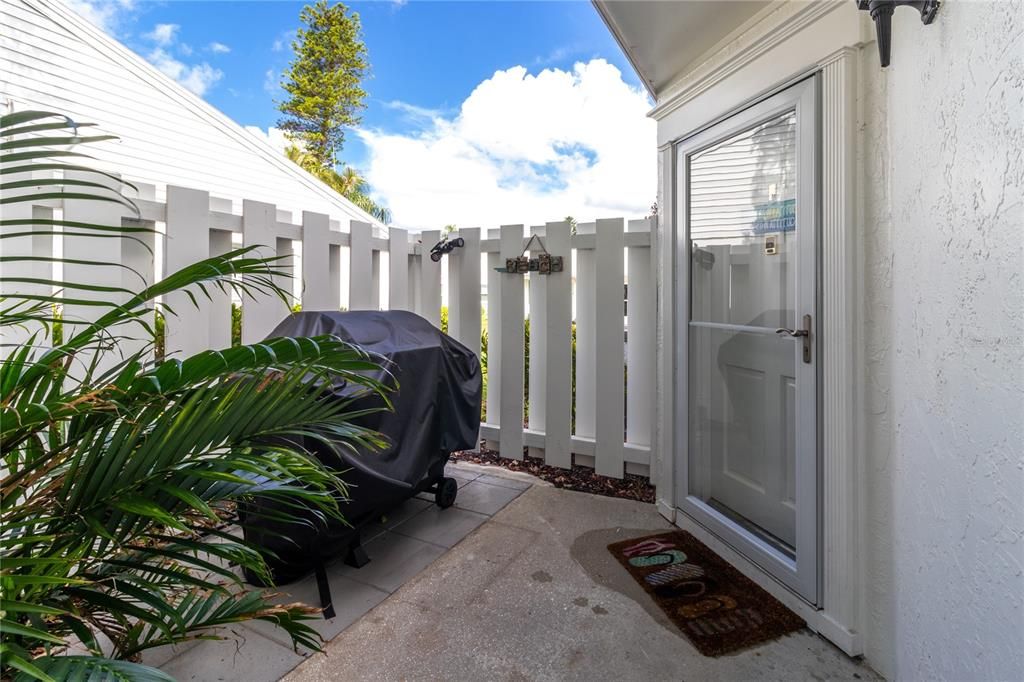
[0,112,389,680]
[284,144,391,224]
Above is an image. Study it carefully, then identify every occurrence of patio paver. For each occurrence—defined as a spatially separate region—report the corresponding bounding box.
[156,462,528,681]
[383,506,489,550]
[161,628,306,682]
[451,479,525,515]
[246,574,389,646]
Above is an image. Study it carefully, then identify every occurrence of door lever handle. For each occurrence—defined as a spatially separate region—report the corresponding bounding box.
[775,314,813,363]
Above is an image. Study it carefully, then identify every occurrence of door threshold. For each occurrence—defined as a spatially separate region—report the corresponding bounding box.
[674,512,863,657]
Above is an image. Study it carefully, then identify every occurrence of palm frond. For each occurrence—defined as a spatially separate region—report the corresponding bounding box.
[1,111,392,678]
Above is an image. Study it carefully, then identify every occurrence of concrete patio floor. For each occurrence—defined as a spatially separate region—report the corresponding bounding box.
[285,465,880,682]
[151,462,877,681]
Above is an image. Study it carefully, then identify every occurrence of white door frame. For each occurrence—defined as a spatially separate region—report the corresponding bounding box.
[673,77,820,603]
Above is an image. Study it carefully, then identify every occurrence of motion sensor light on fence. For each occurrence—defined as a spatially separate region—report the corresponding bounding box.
[857,0,940,67]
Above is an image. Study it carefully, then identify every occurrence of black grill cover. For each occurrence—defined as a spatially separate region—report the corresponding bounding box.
[268,309,482,486]
[240,310,482,585]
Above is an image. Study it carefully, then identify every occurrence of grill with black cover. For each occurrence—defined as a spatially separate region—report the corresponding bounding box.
[239,310,482,613]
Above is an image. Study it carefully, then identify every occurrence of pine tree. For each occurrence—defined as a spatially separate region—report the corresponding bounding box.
[277,0,368,170]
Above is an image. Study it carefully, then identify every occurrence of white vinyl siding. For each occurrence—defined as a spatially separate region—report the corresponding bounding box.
[0,0,382,227]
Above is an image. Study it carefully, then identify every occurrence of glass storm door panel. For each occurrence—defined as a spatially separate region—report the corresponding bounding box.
[676,78,818,603]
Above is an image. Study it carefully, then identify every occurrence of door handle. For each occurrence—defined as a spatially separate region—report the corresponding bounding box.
[775,314,812,363]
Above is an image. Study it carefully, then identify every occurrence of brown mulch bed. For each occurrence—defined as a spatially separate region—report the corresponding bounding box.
[451,444,656,504]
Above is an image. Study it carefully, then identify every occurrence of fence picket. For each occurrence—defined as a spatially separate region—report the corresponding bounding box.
[276,236,295,310]
[419,229,442,327]
[543,220,572,469]
[574,221,597,463]
[527,225,547,460]
[594,217,625,478]
[63,171,143,372]
[301,211,333,312]
[484,230,503,451]
[626,218,655,467]
[208,229,233,348]
[388,227,409,310]
[408,252,422,315]
[449,227,481,354]
[242,199,285,343]
[349,221,374,310]
[0,199,52,352]
[498,224,525,461]
[164,186,212,357]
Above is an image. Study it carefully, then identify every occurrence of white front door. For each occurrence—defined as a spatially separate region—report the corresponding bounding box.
[675,77,819,603]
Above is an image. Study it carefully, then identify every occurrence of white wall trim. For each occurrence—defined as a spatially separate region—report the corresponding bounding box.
[649,1,848,121]
[655,146,676,522]
[818,45,863,655]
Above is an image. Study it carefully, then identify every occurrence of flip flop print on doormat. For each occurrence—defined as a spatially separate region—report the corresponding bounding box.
[607,531,805,656]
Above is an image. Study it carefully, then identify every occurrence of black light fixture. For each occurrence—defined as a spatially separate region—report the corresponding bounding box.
[857,0,941,67]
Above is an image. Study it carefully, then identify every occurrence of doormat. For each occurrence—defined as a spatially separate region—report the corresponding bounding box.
[607,531,805,656]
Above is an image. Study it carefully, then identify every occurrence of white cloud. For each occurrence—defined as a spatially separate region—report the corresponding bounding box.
[263,69,280,96]
[144,23,178,46]
[148,47,223,96]
[208,42,231,54]
[138,23,222,97]
[533,45,575,67]
[382,100,444,121]
[245,126,295,156]
[359,59,656,229]
[272,30,297,53]
[61,0,135,34]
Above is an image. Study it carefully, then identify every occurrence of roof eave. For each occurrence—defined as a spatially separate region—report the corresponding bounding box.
[591,1,657,100]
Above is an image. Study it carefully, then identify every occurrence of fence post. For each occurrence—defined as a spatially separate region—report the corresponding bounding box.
[242,199,285,343]
[595,218,625,478]
[301,211,333,311]
[498,224,525,461]
[543,220,572,469]
[626,218,656,463]
[419,229,442,328]
[388,227,409,311]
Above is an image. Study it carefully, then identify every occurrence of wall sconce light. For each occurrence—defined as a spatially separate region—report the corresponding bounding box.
[857,0,940,67]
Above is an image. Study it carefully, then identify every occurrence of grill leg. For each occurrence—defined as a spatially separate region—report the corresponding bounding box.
[344,533,371,568]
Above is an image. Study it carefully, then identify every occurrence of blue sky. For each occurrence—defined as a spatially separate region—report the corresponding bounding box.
[103,1,643,172]
[77,0,656,227]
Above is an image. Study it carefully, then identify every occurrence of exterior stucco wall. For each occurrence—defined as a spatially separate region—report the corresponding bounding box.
[650,0,1022,677]
[859,1,1023,679]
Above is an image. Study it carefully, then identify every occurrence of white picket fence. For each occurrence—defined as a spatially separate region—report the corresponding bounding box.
[5,179,657,480]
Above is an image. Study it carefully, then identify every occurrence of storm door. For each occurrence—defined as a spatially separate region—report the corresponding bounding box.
[676,77,819,603]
